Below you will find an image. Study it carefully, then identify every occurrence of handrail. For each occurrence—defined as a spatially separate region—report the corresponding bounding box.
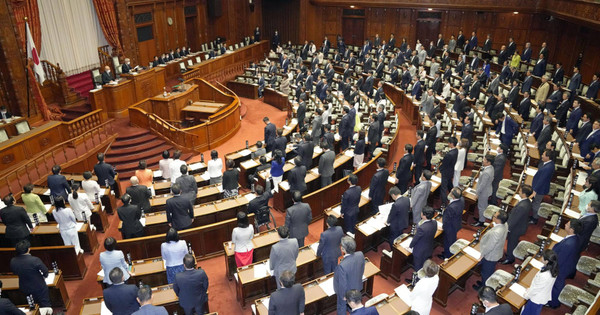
[41,60,61,84]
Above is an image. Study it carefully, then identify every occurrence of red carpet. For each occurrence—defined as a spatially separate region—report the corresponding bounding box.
[66,72,94,99]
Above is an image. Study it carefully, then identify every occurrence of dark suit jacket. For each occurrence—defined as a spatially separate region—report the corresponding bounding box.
[432,78,442,95]
[288,165,307,193]
[521,77,533,94]
[101,71,114,84]
[117,204,144,237]
[47,174,71,199]
[1,205,33,240]
[296,103,306,127]
[443,197,464,234]
[368,169,390,206]
[492,153,507,183]
[10,254,48,295]
[333,252,365,297]
[94,162,116,186]
[318,150,335,178]
[461,124,474,147]
[173,268,209,310]
[566,107,582,135]
[532,161,555,195]
[411,81,422,100]
[131,304,168,315]
[274,136,287,154]
[264,123,276,148]
[414,140,425,166]
[576,122,592,143]
[341,185,361,218]
[396,153,414,184]
[176,174,198,203]
[165,195,194,230]
[297,141,314,168]
[530,113,544,139]
[410,219,437,260]
[103,283,140,315]
[285,202,312,239]
[533,59,547,77]
[496,117,518,145]
[537,125,552,153]
[586,80,599,99]
[481,304,513,315]
[351,306,379,315]
[441,148,458,179]
[126,185,151,211]
[268,283,305,315]
[317,226,344,263]
[425,126,437,150]
[554,234,580,280]
[518,98,531,120]
[580,130,600,157]
[579,214,599,253]
[553,68,564,84]
[0,297,25,315]
[388,196,410,235]
[367,121,380,146]
[507,199,531,236]
[121,64,132,74]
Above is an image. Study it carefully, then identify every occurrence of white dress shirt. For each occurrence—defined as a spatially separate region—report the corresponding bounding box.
[232,225,254,253]
[169,159,186,182]
[159,158,173,180]
[410,275,439,315]
[68,193,94,221]
[161,240,188,267]
[523,269,556,305]
[81,179,102,201]
[207,158,223,178]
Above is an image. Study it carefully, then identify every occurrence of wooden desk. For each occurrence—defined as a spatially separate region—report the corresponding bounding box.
[97,257,167,288]
[253,260,380,314]
[120,68,166,102]
[149,85,200,121]
[152,172,210,195]
[0,120,63,171]
[0,116,27,138]
[0,246,86,280]
[182,105,221,122]
[263,88,290,111]
[147,183,222,212]
[0,271,70,309]
[223,229,280,280]
[497,258,540,312]
[226,81,259,99]
[0,222,98,253]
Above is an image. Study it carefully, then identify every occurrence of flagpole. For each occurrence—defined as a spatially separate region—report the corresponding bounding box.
[25,17,30,118]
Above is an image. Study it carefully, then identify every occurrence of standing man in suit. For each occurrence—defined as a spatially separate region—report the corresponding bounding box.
[117,193,144,239]
[501,185,532,265]
[165,184,194,230]
[472,155,495,226]
[440,187,465,259]
[394,144,414,193]
[549,219,582,308]
[94,153,117,192]
[529,150,555,225]
[533,54,547,77]
[296,100,306,132]
[545,84,562,114]
[411,76,422,100]
[518,92,532,121]
[297,134,315,169]
[126,176,151,213]
[0,196,32,245]
[263,117,276,152]
[47,164,71,200]
[461,115,474,153]
[10,241,51,309]
[579,201,600,253]
[409,208,437,271]
[132,285,168,315]
[175,165,198,204]
[478,286,514,314]
[536,116,553,154]
[473,210,508,290]
[579,119,600,158]
[317,215,344,274]
[387,187,409,245]
[440,137,458,206]
[341,174,361,233]
[575,113,593,143]
[288,157,307,195]
[424,121,438,170]
[522,71,534,94]
[491,144,508,205]
[270,226,299,289]
[368,158,389,215]
[552,63,564,85]
[568,67,582,98]
[586,73,599,100]
[555,92,571,127]
[566,99,583,136]
[411,170,433,223]
[268,270,305,315]
[413,131,426,184]
[318,141,335,187]
[339,107,352,150]
[334,237,365,315]
[495,113,518,147]
[469,31,478,49]
[103,267,140,315]
[0,280,27,315]
[367,114,380,158]
[173,254,209,315]
[285,191,312,247]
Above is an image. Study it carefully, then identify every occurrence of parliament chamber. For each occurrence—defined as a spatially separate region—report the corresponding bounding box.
[2,0,600,314]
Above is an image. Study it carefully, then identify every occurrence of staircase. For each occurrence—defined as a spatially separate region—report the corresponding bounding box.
[105,127,194,180]
[61,103,92,121]
[66,71,94,99]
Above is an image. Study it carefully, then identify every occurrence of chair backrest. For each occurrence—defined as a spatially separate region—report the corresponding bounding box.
[256,206,271,225]
[179,62,186,71]
[195,56,201,63]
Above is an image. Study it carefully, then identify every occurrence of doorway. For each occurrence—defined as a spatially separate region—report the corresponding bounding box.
[342,18,365,47]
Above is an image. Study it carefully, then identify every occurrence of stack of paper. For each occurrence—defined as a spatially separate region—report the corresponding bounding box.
[241,160,259,169]
[509,283,527,298]
[309,242,319,254]
[361,189,370,199]
[550,233,564,243]
[139,218,146,227]
[530,259,544,269]
[200,173,211,181]
[45,272,56,285]
[44,204,53,211]
[400,237,413,252]
[378,203,392,218]
[437,221,443,230]
[463,246,481,260]
[334,134,341,141]
[253,263,269,278]
[358,222,377,236]
[238,149,252,157]
[265,152,272,160]
[490,138,501,145]
[563,208,581,219]
[394,284,412,305]
[153,170,162,178]
[330,205,341,216]
[319,277,336,296]
[245,193,257,202]
[431,175,441,183]
[577,172,588,186]
[217,185,223,192]
[100,301,111,315]
[312,168,319,175]
[75,222,84,231]
[261,298,270,310]
[43,189,51,196]
[189,163,204,171]
[525,168,537,176]
[314,146,323,154]
[466,188,477,195]
[279,181,290,190]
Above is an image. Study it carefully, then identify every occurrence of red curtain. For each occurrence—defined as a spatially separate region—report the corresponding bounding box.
[11,0,41,51]
[92,0,123,53]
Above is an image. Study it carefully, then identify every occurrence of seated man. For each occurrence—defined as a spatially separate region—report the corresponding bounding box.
[101,65,115,85]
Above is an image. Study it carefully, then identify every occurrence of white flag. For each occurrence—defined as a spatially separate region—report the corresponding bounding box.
[26,22,45,85]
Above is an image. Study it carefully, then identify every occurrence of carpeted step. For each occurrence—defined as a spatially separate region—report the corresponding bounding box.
[106,139,167,157]
[115,152,193,179]
[110,133,155,148]
[116,129,150,141]
[106,144,172,165]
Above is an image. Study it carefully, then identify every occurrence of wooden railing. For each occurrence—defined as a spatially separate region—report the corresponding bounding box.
[63,109,103,139]
[97,45,113,69]
[147,114,201,153]
[41,60,59,84]
[39,60,82,105]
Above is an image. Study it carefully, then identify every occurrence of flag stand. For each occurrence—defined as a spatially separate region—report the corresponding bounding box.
[26,59,30,118]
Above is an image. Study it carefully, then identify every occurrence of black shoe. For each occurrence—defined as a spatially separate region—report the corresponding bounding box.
[501,259,514,265]
[545,303,559,309]
[405,278,413,284]
[471,221,484,227]
[472,281,483,290]
[528,219,538,225]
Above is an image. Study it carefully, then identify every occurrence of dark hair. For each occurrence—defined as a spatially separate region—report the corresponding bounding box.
[211,150,218,160]
[104,237,116,251]
[97,153,105,162]
[137,285,153,303]
[423,259,439,277]
[23,183,34,193]
[52,165,61,175]
[345,289,362,304]
[173,150,182,160]
[54,196,66,209]
[259,156,267,165]
[71,183,80,199]
[496,210,508,223]
[389,186,401,196]
[542,249,559,277]
[138,160,147,170]
[358,130,365,140]
[423,207,435,219]
[15,240,30,255]
[589,200,600,213]
[277,226,289,238]
[280,270,296,288]
[521,184,533,197]
[484,154,495,165]
[377,158,386,168]
[499,144,509,153]
[121,193,131,205]
[404,143,413,153]
[162,150,170,159]
[166,228,179,243]
[292,190,302,202]
[109,267,124,284]
[544,149,555,161]
[183,254,195,269]
[448,137,458,146]
[348,174,358,185]
[422,169,432,180]
[83,171,93,180]
[256,141,263,148]
[237,211,249,228]
[273,149,284,164]
[326,215,337,228]
[263,117,270,123]
[570,219,583,234]
[478,286,498,303]
[171,184,181,195]
[226,159,235,169]
[255,184,265,195]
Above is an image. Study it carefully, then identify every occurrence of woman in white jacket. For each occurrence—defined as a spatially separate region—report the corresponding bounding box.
[442,78,452,100]
[453,138,468,187]
[521,249,558,315]
[410,259,440,315]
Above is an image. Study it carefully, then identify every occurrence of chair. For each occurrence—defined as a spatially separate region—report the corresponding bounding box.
[450,239,470,255]
[576,256,600,277]
[365,293,388,307]
[558,284,595,308]
[485,269,513,290]
[483,205,501,221]
[566,305,588,315]
[91,69,102,87]
[512,240,539,260]
[255,206,276,232]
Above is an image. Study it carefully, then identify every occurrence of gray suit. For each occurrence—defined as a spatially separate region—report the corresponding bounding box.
[285,202,313,247]
[333,252,365,315]
[476,165,494,223]
[411,180,432,222]
[175,175,198,204]
[481,223,508,262]
[318,150,335,187]
[420,94,434,117]
[488,77,500,95]
[251,147,266,159]
[269,238,299,288]
[311,115,323,141]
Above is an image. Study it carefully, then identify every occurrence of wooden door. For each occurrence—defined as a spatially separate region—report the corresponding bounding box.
[416,19,441,47]
[343,18,365,47]
[186,16,199,51]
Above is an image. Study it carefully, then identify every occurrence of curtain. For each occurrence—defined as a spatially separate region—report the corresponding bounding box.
[92,0,122,53]
[38,0,108,76]
[11,0,41,51]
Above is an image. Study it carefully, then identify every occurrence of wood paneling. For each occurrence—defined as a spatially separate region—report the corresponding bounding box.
[262,0,301,44]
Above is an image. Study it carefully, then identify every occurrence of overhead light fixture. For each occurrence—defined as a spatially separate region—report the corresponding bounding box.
[513,11,519,14]
[350,5,355,8]
[428,8,433,11]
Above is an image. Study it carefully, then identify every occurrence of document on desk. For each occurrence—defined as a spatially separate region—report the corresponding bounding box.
[309,242,319,255]
[361,188,370,199]
[265,152,272,160]
[530,259,544,270]
[44,189,51,196]
[153,170,162,178]
[140,217,146,227]
[344,149,354,157]
[279,181,290,190]
[44,204,53,211]
[525,168,537,176]
[330,205,341,216]
[101,301,111,315]
[45,272,55,285]
[76,222,85,231]
[314,146,323,154]
[509,283,527,298]
[241,159,259,169]
[189,162,204,171]
[253,262,269,278]
[577,172,588,186]
[400,237,413,253]
[261,298,270,310]
[378,203,392,218]
[437,220,443,230]
[319,277,336,296]
[463,246,481,261]
[394,284,412,305]
[431,175,441,183]
[238,149,252,157]
[550,233,564,243]
[245,193,257,202]
[200,172,211,181]
[563,208,581,219]
[217,185,223,193]
[358,222,377,236]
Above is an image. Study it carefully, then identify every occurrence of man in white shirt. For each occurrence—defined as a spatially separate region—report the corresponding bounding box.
[159,150,173,181]
[169,150,186,182]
